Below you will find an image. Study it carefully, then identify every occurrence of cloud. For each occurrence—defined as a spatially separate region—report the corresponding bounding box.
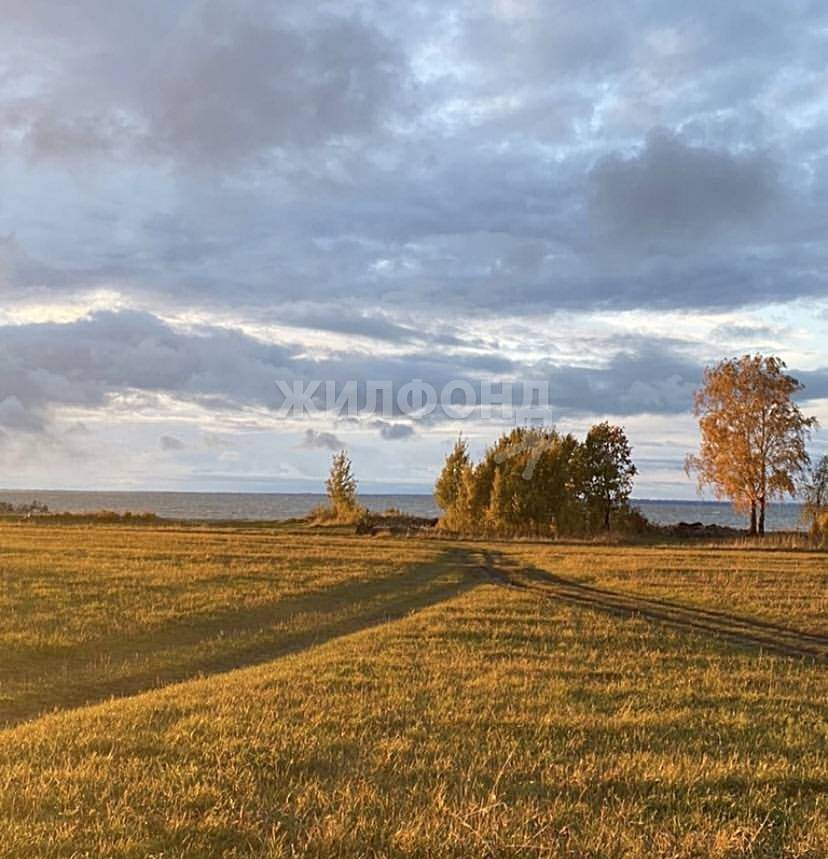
[0,2,410,167]
[589,130,781,250]
[300,429,344,450]
[0,396,42,432]
[709,323,778,342]
[0,310,293,432]
[0,2,826,320]
[795,369,828,403]
[160,434,186,451]
[279,306,422,343]
[203,432,233,450]
[373,420,415,440]
[0,309,716,433]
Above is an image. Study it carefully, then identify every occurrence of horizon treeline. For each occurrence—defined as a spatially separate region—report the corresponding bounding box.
[434,422,638,537]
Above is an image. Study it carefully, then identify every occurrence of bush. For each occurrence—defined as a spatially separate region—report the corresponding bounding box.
[611,505,652,535]
[0,500,50,517]
[309,502,366,526]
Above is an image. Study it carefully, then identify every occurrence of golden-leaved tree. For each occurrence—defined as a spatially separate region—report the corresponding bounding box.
[325,450,360,519]
[686,355,816,536]
[433,438,474,531]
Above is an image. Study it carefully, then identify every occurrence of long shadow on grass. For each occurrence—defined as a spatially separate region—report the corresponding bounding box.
[481,549,828,664]
[1,547,482,728]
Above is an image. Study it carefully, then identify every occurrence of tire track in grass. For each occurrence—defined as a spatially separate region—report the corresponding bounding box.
[478,550,828,664]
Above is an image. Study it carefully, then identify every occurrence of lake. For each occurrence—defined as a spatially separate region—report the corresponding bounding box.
[0,490,806,531]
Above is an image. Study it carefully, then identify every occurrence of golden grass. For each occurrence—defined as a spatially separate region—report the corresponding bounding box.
[499,542,828,635]
[0,524,826,857]
[0,523,467,726]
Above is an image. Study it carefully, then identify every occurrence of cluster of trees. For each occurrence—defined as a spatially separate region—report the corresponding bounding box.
[434,422,637,536]
[686,354,819,537]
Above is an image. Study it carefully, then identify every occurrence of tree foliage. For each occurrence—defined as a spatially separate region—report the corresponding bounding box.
[686,354,816,536]
[434,424,638,536]
[325,450,360,518]
[802,454,828,537]
[803,455,828,509]
[575,422,637,531]
[434,438,471,515]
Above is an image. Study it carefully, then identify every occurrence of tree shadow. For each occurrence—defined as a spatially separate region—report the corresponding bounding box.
[1,547,483,728]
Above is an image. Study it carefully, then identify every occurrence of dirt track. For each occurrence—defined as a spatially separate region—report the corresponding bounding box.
[480,551,828,664]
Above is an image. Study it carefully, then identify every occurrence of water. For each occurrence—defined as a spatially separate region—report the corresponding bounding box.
[0,490,441,522]
[0,490,806,530]
[633,499,804,531]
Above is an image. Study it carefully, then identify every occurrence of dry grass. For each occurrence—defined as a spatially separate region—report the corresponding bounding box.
[0,523,466,726]
[0,523,825,857]
[499,542,828,635]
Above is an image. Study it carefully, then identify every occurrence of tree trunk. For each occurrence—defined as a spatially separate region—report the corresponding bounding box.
[749,501,757,536]
[758,496,766,537]
[604,503,611,531]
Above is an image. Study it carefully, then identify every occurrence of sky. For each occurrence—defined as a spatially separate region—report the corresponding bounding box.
[0,0,827,497]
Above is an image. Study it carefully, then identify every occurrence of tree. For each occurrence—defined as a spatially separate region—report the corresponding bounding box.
[802,454,828,531]
[325,450,359,517]
[575,422,637,530]
[434,437,478,532]
[486,466,511,532]
[686,355,816,536]
[434,437,471,513]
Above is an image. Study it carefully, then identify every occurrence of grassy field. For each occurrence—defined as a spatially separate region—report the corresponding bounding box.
[0,523,469,726]
[500,542,828,634]
[1,522,826,857]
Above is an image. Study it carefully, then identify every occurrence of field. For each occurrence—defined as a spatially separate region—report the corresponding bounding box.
[0,522,826,857]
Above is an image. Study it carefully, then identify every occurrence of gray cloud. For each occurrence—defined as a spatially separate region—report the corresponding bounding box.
[0,310,293,431]
[0,2,409,167]
[589,130,781,250]
[710,323,779,341]
[0,2,826,317]
[0,396,42,432]
[0,309,730,433]
[373,420,415,441]
[300,429,344,451]
[160,435,186,451]
[278,307,423,344]
[795,369,828,402]
[203,432,233,450]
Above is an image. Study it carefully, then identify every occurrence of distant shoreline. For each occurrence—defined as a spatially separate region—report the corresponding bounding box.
[0,487,803,504]
[0,489,804,530]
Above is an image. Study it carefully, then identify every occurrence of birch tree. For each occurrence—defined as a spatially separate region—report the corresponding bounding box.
[686,355,816,536]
